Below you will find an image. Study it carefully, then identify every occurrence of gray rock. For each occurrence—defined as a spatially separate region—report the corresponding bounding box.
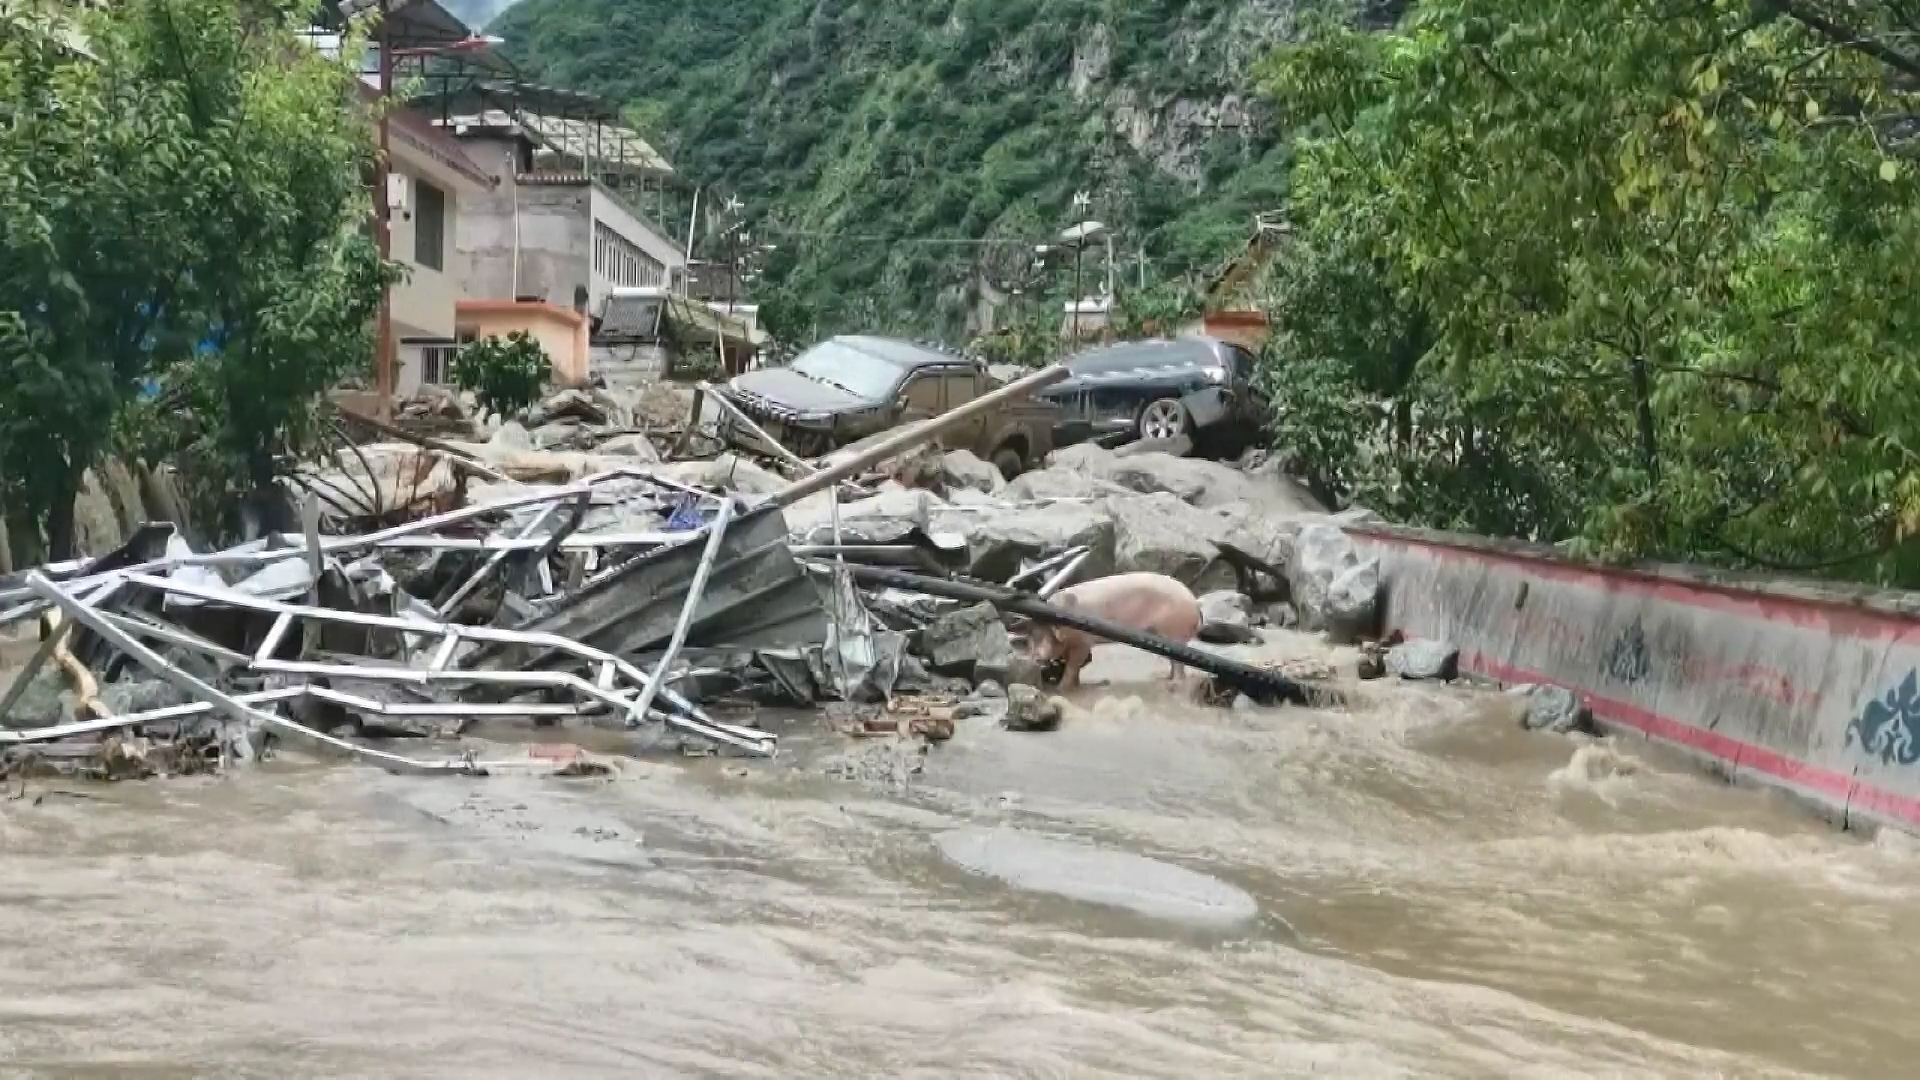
[940,449,1004,494]
[953,697,1004,720]
[934,827,1259,929]
[919,601,1013,679]
[1045,442,1116,471]
[1001,684,1062,732]
[1289,524,1375,639]
[2,667,72,728]
[1324,559,1380,644]
[96,677,196,716]
[1003,467,1133,502]
[970,679,1006,700]
[1097,452,1253,508]
[1386,638,1459,681]
[976,652,1042,690]
[1113,434,1193,459]
[1198,590,1250,623]
[529,420,587,450]
[931,502,1117,581]
[1105,492,1235,589]
[1197,589,1256,644]
[1519,685,1591,734]
[595,434,661,462]
[541,387,610,426]
[488,421,532,452]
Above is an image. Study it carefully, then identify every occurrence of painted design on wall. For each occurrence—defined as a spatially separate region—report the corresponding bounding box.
[1602,617,1652,685]
[1847,670,1920,767]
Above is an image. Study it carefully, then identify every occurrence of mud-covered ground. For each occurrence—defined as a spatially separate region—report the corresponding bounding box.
[3,630,1919,1078]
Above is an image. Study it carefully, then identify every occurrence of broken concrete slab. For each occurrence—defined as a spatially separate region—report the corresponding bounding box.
[940,449,1005,495]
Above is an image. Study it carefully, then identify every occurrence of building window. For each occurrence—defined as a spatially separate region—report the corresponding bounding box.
[419,342,458,385]
[591,219,664,289]
[414,178,446,271]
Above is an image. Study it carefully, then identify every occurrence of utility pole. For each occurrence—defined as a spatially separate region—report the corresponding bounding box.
[373,0,393,419]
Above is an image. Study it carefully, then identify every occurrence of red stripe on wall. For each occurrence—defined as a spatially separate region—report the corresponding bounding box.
[1463,651,1920,829]
[1360,529,1920,645]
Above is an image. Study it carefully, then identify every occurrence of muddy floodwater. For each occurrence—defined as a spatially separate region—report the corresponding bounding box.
[5,631,1920,1078]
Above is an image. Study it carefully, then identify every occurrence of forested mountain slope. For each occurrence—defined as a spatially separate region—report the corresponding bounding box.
[494,0,1398,343]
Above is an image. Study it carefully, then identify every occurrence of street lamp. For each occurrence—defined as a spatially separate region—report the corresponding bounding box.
[1057,219,1109,342]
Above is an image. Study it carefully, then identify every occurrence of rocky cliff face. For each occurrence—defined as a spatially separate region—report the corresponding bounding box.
[494,0,1397,343]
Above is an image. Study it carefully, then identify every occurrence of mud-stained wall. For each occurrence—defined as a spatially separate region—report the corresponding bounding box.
[1351,525,1920,835]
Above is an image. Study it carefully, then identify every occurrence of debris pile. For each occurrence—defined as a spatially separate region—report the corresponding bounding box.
[1,362,1422,785]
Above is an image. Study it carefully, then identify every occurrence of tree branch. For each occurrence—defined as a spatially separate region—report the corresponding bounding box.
[1773,0,1920,83]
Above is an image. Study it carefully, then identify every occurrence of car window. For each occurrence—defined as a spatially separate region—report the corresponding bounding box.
[1226,345,1257,378]
[1066,339,1214,375]
[789,340,909,399]
[941,368,981,410]
[897,372,944,415]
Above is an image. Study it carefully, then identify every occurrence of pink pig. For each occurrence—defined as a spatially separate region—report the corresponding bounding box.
[1027,572,1204,691]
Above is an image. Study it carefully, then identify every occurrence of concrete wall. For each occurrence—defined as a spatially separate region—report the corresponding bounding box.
[458,301,592,387]
[1352,524,1920,834]
[455,151,594,312]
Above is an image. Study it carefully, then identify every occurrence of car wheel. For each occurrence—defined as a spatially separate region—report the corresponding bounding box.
[990,445,1025,480]
[1137,397,1190,442]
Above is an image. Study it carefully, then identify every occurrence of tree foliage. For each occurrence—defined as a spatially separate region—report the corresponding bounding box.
[1260,0,1920,584]
[2,0,387,553]
[452,331,549,417]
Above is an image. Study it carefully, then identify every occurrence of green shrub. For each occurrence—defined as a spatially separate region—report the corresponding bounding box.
[452,332,549,417]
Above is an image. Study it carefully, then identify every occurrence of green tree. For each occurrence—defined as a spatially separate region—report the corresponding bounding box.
[3,0,390,554]
[1261,0,1920,583]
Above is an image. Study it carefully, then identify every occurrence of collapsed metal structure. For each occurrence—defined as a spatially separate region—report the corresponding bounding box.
[0,468,793,777]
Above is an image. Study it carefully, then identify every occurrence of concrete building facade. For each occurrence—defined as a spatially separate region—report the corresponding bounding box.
[451,130,689,324]
[381,104,497,395]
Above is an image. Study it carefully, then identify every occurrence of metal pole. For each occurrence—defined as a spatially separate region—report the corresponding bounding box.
[626,496,735,726]
[764,363,1071,510]
[1071,242,1082,343]
[374,2,395,420]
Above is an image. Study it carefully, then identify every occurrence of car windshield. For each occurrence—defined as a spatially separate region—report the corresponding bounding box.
[788,341,909,401]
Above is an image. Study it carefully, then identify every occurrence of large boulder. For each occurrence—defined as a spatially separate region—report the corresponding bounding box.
[789,487,945,544]
[918,601,1014,681]
[1003,466,1133,502]
[1386,638,1458,681]
[530,387,610,427]
[1516,684,1591,734]
[1045,442,1116,471]
[931,502,1116,582]
[1324,559,1380,644]
[1105,492,1236,589]
[1094,452,1253,509]
[940,449,1004,495]
[1289,524,1377,639]
[1196,590,1257,644]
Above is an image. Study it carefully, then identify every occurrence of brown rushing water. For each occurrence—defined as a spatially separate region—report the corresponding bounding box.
[4,630,1919,1078]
